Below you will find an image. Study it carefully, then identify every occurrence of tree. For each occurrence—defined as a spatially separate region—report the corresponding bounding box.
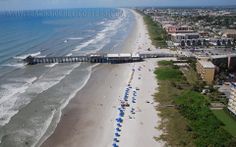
[187,40,191,46]
[227,39,232,47]
[192,40,196,46]
[197,40,202,46]
[217,40,221,46]
[181,40,185,47]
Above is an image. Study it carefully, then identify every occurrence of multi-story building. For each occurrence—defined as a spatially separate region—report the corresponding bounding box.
[196,60,215,85]
[164,25,194,34]
[228,83,236,116]
[223,29,236,40]
[171,33,200,43]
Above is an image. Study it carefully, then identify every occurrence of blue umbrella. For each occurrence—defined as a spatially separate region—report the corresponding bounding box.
[116,118,123,123]
[115,132,120,137]
[116,128,121,132]
[120,111,124,114]
[113,143,118,147]
[132,100,136,103]
[119,109,124,112]
[120,109,124,112]
[113,138,119,142]
[117,123,122,127]
[119,113,124,117]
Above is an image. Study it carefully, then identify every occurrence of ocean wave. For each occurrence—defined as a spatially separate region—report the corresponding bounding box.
[66,53,72,57]
[14,51,41,60]
[0,63,87,146]
[72,37,96,51]
[0,77,37,126]
[0,64,80,128]
[97,21,105,25]
[72,9,126,52]
[45,63,58,68]
[1,63,27,68]
[68,37,83,40]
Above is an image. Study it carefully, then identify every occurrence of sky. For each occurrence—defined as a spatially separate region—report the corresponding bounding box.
[0,0,236,10]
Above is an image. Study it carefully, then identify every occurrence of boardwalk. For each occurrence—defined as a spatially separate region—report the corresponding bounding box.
[23,52,174,65]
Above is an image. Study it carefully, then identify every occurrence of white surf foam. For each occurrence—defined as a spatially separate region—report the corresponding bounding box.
[14,51,41,60]
[0,64,80,127]
[1,63,27,68]
[97,21,105,25]
[72,9,126,52]
[68,37,83,40]
[66,53,72,57]
[0,77,37,126]
[45,63,58,68]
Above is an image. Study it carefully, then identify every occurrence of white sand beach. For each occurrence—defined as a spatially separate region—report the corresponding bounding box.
[42,10,164,147]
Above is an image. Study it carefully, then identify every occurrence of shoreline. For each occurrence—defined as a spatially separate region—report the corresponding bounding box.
[41,9,164,147]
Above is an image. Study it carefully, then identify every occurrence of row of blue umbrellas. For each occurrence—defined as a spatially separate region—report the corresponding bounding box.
[112,67,138,147]
[113,85,132,147]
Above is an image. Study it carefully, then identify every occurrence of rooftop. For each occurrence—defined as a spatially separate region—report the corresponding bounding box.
[224,29,236,35]
[198,60,215,68]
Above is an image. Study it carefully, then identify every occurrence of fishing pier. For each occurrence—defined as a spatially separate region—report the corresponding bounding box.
[23,52,174,65]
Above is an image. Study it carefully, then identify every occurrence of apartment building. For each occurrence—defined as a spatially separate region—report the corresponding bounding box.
[196,60,215,85]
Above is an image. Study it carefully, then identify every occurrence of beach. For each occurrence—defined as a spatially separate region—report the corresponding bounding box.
[41,10,164,147]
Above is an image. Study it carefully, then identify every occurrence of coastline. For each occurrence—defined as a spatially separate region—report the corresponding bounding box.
[41,9,164,147]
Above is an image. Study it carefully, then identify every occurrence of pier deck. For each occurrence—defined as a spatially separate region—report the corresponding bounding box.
[23,52,174,65]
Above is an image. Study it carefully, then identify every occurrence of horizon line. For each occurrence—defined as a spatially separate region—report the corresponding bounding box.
[0,5,236,12]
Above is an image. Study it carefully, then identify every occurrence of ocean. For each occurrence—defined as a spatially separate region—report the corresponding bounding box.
[0,8,135,147]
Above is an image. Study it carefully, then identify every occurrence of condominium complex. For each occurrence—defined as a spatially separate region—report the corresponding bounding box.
[228,83,236,116]
[196,60,215,85]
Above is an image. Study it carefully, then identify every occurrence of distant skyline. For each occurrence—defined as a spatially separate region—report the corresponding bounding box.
[0,0,236,10]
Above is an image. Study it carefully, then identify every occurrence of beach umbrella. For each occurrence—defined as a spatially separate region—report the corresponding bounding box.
[120,109,124,112]
[113,143,118,147]
[113,138,119,142]
[115,132,120,137]
[116,128,121,132]
[119,112,124,117]
[117,123,122,127]
[120,109,125,113]
[132,100,136,103]
[119,113,124,117]
[116,118,123,123]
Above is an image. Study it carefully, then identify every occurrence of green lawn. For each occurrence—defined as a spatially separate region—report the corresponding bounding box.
[182,67,199,85]
[155,66,183,81]
[212,109,236,137]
